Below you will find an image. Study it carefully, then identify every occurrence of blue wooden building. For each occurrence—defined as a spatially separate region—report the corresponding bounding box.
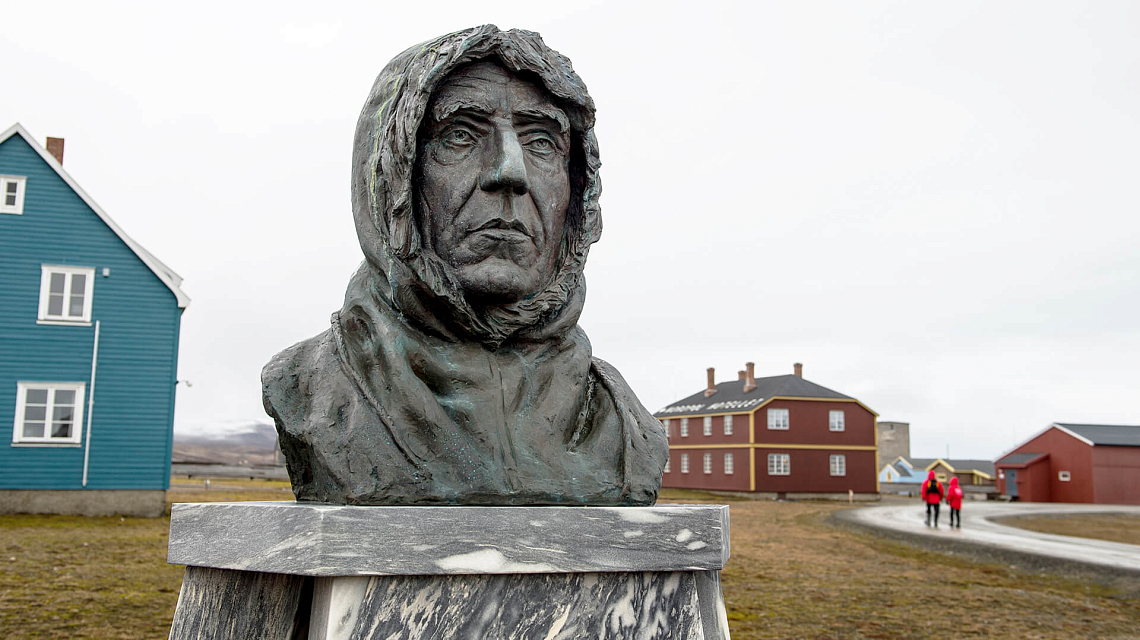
[0,123,189,516]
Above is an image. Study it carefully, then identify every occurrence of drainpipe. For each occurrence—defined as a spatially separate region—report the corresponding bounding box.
[82,320,100,487]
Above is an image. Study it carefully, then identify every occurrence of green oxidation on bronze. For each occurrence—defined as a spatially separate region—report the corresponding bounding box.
[261,26,666,506]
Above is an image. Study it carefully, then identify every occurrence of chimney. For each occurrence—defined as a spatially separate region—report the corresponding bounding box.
[743,362,756,393]
[46,137,65,165]
[737,370,746,381]
[704,367,717,397]
[794,362,803,378]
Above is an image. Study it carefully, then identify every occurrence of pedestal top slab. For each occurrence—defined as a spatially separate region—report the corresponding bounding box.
[168,502,729,577]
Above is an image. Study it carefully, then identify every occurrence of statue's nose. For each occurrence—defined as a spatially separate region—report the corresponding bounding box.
[479,129,528,195]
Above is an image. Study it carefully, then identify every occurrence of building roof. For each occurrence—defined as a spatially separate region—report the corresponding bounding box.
[996,452,1048,466]
[1055,423,1140,447]
[912,458,995,476]
[0,123,189,308]
[654,374,853,417]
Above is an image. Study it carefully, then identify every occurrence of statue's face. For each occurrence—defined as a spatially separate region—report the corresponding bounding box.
[417,61,571,304]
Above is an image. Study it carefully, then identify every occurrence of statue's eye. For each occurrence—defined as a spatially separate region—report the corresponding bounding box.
[524,135,558,155]
[442,128,475,146]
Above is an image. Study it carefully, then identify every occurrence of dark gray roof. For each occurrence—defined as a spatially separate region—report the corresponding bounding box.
[654,374,853,417]
[1056,423,1140,447]
[911,458,995,475]
[997,452,1048,466]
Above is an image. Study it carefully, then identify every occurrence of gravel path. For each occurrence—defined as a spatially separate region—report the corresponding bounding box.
[838,501,1140,573]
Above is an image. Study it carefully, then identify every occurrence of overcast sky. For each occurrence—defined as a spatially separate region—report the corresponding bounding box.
[4,1,1137,460]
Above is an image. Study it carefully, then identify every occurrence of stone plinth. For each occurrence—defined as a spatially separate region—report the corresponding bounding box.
[167,502,731,639]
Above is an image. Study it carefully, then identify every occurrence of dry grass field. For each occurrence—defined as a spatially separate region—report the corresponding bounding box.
[0,483,1137,639]
[999,513,1140,547]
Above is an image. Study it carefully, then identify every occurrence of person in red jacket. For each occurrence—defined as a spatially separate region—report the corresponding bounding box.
[946,476,964,528]
[920,470,944,527]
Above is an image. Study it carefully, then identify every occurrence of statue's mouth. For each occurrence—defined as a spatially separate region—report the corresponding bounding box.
[472,228,529,244]
[470,217,532,244]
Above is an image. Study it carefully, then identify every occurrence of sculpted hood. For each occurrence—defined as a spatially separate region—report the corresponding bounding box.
[350,24,602,345]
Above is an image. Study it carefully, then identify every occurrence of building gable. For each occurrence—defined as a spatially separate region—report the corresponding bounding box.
[0,123,188,308]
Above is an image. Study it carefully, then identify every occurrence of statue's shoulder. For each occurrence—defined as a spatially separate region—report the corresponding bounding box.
[589,356,669,504]
[589,356,663,436]
[261,329,339,431]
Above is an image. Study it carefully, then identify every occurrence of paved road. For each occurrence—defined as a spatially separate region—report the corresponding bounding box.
[843,502,1140,572]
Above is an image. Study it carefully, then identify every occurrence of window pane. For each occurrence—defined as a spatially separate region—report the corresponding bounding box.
[5,181,16,193]
[51,421,72,438]
[3,194,13,206]
[70,273,86,295]
[23,422,45,438]
[50,272,66,294]
[53,405,74,423]
[48,293,65,316]
[54,390,76,406]
[69,293,85,317]
[26,389,49,404]
[24,405,47,422]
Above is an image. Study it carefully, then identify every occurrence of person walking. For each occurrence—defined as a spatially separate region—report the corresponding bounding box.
[946,476,964,528]
[921,470,944,527]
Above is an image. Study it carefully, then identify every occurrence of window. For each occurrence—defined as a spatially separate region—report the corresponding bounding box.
[1058,471,1071,482]
[0,175,26,214]
[724,414,733,436]
[703,416,712,436]
[830,454,846,476]
[768,453,790,475]
[664,458,671,473]
[38,265,95,323]
[680,453,690,473]
[767,408,789,430]
[13,382,85,444]
[662,419,670,439]
[724,453,734,475]
[829,410,845,431]
[680,418,689,437]
[703,453,712,474]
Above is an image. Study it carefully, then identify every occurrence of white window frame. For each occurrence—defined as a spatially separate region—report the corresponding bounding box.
[38,265,95,324]
[703,416,712,436]
[768,453,790,475]
[680,418,689,437]
[829,410,845,432]
[662,418,670,439]
[724,414,734,436]
[0,175,27,214]
[1058,471,1071,482]
[703,452,712,474]
[680,453,690,474]
[767,408,789,430]
[12,382,85,445]
[830,454,846,476]
[724,452,734,475]
[664,458,671,473]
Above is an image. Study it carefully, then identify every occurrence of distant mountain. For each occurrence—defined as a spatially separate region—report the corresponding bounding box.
[172,421,282,467]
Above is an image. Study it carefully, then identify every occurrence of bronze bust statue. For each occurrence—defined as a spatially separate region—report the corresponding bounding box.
[262,25,668,506]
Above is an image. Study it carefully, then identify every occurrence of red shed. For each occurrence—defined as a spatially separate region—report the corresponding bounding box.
[994,423,1140,504]
[654,363,878,498]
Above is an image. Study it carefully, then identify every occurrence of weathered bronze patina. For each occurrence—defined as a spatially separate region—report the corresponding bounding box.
[262,25,668,506]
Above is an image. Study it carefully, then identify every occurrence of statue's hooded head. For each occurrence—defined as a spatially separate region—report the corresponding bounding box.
[351,25,601,346]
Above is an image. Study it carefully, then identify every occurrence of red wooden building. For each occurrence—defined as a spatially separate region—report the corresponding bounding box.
[655,363,878,498]
[994,423,1140,504]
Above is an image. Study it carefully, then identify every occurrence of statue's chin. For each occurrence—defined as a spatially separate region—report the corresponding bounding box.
[455,259,543,306]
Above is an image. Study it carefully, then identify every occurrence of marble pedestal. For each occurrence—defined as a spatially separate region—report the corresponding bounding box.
[167,502,731,639]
